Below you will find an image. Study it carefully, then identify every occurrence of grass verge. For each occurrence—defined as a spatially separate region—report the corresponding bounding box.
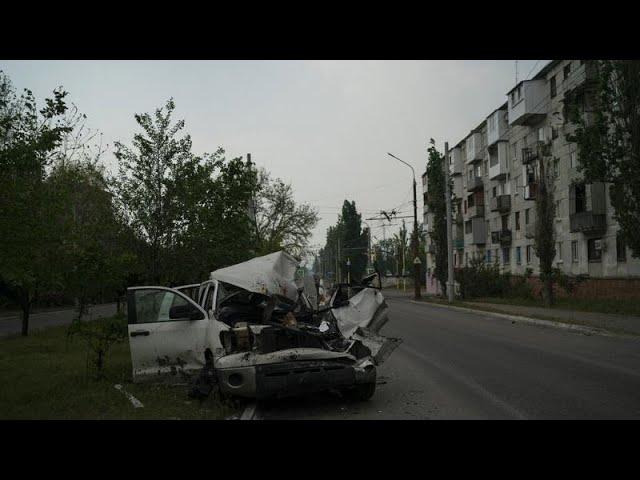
[467,296,640,317]
[0,318,240,419]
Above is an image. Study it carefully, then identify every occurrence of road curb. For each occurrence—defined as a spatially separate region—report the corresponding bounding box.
[406,299,630,338]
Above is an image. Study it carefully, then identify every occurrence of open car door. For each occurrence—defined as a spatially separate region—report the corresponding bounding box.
[127,286,212,382]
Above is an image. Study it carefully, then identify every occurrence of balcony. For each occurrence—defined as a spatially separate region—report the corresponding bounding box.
[570,211,607,234]
[453,238,464,249]
[507,79,547,126]
[488,142,509,180]
[490,194,511,213]
[467,176,484,192]
[487,107,508,146]
[466,132,484,164]
[491,230,512,246]
[524,182,539,200]
[449,147,464,176]
[467,217,486,245]
[467,204,485,218]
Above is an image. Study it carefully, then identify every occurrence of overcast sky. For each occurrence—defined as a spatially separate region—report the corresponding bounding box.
[1,60,546,253]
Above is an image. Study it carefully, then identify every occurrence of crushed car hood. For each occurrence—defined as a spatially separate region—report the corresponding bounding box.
[210,251,300,302]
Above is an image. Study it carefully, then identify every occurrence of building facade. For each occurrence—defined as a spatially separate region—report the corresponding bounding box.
[422,60,640,296]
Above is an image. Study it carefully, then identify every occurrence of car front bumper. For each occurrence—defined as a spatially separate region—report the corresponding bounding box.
[217,358,376,399]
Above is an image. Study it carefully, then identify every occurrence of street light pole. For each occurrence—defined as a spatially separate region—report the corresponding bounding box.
[387,152,421,300]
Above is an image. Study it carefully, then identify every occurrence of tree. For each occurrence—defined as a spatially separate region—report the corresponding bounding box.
[114,98,196,284]
[339,200,368,282]
[319,200,368,284]
[425,139,449,296]
[0,71,73,335]
[392,220,408,277]
[568,60,640,257]
[252,168,319,258]
[51,160,137,320]
[533,146,557,307]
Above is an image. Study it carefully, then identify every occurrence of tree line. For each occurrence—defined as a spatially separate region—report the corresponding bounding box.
[0,71,319,335]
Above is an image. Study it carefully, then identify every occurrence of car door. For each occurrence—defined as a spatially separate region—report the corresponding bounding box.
[127,286,212,382]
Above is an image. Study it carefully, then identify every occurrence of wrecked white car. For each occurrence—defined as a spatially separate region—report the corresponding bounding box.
[126,251,401,400]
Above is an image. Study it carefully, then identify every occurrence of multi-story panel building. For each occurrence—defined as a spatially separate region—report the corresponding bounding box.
[421,60,640,294]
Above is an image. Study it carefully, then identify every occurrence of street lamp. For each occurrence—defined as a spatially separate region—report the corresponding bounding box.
[387,152,421,299]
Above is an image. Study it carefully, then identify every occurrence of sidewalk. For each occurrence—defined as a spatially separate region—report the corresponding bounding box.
[381,288,640,336]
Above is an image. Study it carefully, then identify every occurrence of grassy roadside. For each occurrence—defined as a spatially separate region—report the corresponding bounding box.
[407,295,640,336]
[467,296,640,317]
[0,319,239,419]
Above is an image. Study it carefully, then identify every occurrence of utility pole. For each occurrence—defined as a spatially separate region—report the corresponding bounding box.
[444,142,454,303]
[387,152,421,300]
[411,168,421,300]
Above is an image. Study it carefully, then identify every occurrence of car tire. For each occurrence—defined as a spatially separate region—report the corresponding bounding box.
[343,382,376,401]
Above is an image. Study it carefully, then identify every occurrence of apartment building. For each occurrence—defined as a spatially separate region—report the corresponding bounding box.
[422,60,640,296]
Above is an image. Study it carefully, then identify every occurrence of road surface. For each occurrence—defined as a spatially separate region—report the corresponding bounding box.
[257,295,640,419]
[0,303,118,337]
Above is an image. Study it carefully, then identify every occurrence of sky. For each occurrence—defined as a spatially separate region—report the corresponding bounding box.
[0,60,546,254]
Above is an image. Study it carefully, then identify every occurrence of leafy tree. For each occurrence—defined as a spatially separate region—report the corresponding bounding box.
[567,60,640,257]
[533,148,557,307]
[0,71,73,335]
[252,168,319,258]
[114,98,197,284]
[392,220,408,276]
[319,200,368,283]
[339,200,368,282]
[51,160,137,319]
[425,139,449,296]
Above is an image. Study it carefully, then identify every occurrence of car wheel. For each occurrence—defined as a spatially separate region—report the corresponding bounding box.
[343,382,376,401]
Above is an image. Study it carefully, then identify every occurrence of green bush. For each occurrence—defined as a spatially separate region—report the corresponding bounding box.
[455,258,533,300]
[66,314,128,380]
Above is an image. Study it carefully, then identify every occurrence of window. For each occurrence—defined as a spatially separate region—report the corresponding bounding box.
[465,220,472,234]
[553,158,559,178]
[515,211,521,231]
[511,142,517,161]
[492,186,497,198]
[617,234,627,262]
[133,289,191,324]
[501,214,509,230]
[495,249,499,263]
[588,238,603,262]
[486,250,492,264]
[552,127,558,140]
[556,242,563,263]
[525,208,530,225]
[516,247,522,265]
[502,247,510,264]
[564,63,571,80]
[464,199,467,213]
[550,75,557,98]
[526,245,532,264]
[538,127,545,142]
[571,240,579,263]
[570,151,578,169]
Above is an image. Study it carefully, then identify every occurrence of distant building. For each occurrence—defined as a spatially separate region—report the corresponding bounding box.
[422,60,640,298]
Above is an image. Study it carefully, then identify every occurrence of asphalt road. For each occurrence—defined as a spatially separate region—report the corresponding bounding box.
[0,303,118,337]
[257,295,640,419]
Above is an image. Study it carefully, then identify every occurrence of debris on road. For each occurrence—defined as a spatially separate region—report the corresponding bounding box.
[114,384,144,408]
